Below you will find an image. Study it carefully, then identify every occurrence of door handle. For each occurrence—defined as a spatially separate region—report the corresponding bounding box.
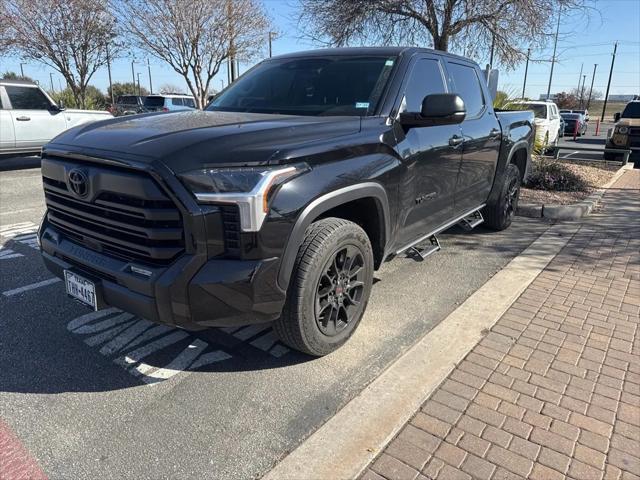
[449,135,464,147]
[489,128,501,139]
[15,116,31,121]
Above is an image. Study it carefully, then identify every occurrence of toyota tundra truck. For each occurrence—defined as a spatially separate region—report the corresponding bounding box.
[38,47,534,356]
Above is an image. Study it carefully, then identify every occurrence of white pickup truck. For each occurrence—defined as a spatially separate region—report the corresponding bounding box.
[0,80,112,157]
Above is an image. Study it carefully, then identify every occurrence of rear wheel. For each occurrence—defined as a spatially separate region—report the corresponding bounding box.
[483,164,521,231]
[274,218,374,356]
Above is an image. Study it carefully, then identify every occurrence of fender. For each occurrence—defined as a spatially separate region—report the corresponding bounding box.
[276,182,391,290]
[487,139,531,205]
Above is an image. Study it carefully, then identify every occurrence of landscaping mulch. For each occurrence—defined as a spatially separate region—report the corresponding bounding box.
[520,159,619,205]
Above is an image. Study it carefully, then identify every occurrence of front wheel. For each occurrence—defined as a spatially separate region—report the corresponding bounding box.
[483,164,521,231]
[274,218,374,356]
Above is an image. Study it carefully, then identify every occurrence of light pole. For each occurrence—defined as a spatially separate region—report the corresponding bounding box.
[522,48,530,99]
[268,31,276,58]
[131,60,136,92]
[106,45,114,105]
[579,74,587,108]
[586,64,598,109]
[546,8,561,100]
[147,59,153,94]
[20,63,25,78]
[137,73,142,96]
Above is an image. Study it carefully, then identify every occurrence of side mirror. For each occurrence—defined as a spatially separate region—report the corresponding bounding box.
[400,93,466,127]
[50,100,65,112]
[614,112,621,122]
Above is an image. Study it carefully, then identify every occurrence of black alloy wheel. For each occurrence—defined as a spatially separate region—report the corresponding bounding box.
[315,245,366,336]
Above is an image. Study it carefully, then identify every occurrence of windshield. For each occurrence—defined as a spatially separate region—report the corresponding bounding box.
[144,96,165,107]
[621,102,640,118]
[518,103,547,119]
[207,56,397,116]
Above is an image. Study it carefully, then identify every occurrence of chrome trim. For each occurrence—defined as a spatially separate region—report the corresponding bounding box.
[395,204,486,255]
[194,166,297,232]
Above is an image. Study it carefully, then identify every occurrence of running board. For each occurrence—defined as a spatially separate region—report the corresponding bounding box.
[408,235,440,261]
[458,210,484,231]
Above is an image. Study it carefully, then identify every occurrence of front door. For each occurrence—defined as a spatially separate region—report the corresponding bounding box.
[4,85,67,149]
[393,56,463,250]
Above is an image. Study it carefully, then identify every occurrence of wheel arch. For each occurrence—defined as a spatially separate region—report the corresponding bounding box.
[277,183,390,291]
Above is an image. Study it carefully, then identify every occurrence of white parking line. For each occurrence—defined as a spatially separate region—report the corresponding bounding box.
[0,222,38,240]
[2,277,61,297]
[115,330,191,368]
[0,247,23,260]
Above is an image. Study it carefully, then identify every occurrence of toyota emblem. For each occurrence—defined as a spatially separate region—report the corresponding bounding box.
[68,169,89,198]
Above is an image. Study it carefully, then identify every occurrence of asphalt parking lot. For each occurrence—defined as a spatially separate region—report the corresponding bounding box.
[0,157,552,479]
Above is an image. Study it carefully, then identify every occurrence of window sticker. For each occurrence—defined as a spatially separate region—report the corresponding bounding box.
[385,59,394,67]
[355,102,370,109]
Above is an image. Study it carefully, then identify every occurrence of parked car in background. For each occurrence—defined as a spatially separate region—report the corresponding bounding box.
[513,100,561,150]
[113,95,145,116]
[573,109,589,121]
[38,47,535,356]
[560,112,588,136]
[605,100,640,160]
[143,94,197,112]
[0,79,112,157]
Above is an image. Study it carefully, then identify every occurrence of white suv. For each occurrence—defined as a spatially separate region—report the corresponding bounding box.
[514,101,562,150]
[143,94,197,112]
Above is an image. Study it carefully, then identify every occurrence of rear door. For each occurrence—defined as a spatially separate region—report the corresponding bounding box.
[4,85,67,148]
[393,54,463,249]
[445,61,501,214]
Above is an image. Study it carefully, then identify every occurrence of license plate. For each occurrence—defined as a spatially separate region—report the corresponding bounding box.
[64,270,97,310]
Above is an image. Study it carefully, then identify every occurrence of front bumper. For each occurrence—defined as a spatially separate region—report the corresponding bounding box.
[40,218,286,329]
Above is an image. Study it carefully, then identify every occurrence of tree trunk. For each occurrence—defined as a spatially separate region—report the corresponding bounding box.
[433,34,449,52]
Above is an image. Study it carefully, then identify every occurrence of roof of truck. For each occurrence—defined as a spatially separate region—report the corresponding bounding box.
[270,46,474,63]
[0,79,38,86]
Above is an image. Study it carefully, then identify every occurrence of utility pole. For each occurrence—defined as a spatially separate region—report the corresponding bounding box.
[579,74,587,107]
[546,8,561,100]
[601,41,617,122]
[131,60,136,92]
[522,48,531,99]
[586,64,598,109]
[147,58,153,94]
[49,72,54,92]
[106,45,114,105]
[19,63,25,78]
[137,73,142,96]
[576,63,584,93]
[489,31,496,70]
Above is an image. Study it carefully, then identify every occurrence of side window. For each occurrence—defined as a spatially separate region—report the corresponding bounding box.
[172,98,183,106]
[5,86,51,110]
[447,63,485,118]
[403,58,447,112]
[184,98,195,108]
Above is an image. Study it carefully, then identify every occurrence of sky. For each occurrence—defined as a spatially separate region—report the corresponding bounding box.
[1,0,638,100]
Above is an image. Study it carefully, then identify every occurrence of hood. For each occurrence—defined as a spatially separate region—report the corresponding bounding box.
[47,110,362,173]
[617,117,640,127]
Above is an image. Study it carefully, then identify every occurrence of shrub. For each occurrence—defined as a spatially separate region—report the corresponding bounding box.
[525,160,590,192]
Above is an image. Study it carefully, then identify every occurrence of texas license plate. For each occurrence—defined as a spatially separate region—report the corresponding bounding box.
[64,270,97,310]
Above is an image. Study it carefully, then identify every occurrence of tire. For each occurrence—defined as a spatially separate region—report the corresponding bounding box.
[483,164,521,231]
[274,218,374,356]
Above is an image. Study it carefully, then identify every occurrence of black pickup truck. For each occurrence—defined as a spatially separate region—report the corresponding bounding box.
[39,47,534,356]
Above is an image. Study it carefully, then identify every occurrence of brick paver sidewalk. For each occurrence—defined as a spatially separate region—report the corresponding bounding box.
[362,169,640,480]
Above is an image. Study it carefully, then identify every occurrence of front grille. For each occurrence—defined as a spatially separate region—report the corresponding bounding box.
[42,158,184,265]
[221,205,241,256]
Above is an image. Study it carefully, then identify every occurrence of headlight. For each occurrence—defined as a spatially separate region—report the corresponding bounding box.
[180,165,306,232]
[616,126,628,134]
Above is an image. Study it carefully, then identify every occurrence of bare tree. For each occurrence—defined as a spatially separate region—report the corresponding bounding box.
[118,0,271,109]
[298,0,591,68]
[2,0,120,108]
[158,83,185,94]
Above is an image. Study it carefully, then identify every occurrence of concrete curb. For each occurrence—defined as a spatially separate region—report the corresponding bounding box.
[263,222,579,480]
[516,163,632,220]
